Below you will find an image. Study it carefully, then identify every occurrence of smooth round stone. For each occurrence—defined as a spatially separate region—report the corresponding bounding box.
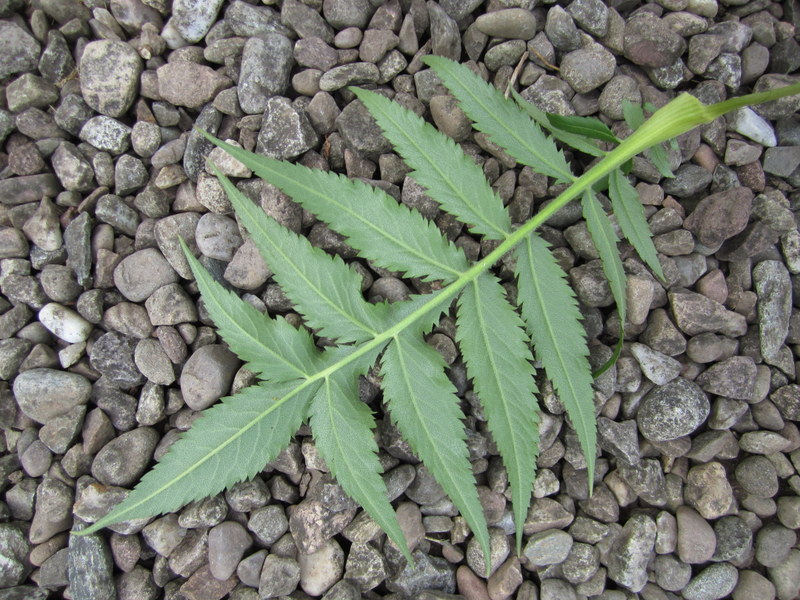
[113,248,179,303]
[38,302,92,343]
[180,344,240,410]
[522,529,573,567]
[13,368,91,424]
[298,539,345,596]
[134,338,175,385]
[195,213,243,261]
[733,570,776,600]
[208,521,252,581]
[560,43,616,94]
[735,455,779,498]
[474,8,537,39]
[755,523,796,568]
[91,427,160,487]
[677,506,716,564]
[637,378,710,441]
[683,563,739,600]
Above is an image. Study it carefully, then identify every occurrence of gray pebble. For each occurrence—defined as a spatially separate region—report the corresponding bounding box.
[522,529,573,567]
[298,539,345,596]
[238,35,294,114]
[114,248,179,303]
[208,521,252,580]
[134,338,175,385]
[180,344,239,410]
[323,0,374,29]
[683,562,739,600]
[68,529,116,600]
[51,142,95,192]
[319,62,380,92]
[753,260,791,363]
[30,477,73,544]
[92,427,160,487]
[259,554,300,598]
[655,554,692,592]
[560,43,616,94]
[90,332,146,387]
[79,116,132,155]
[79,40,142,118]
[606,514,656,593]
[630,342,682,385]
[145,283,198,326]
[104,302,153,339]
[226,1,291,38]
[475,8,537,40]
[282,0,334,43]
[344,542,387,591]
[257,97,319,160]
[156,62,230,110]
[0,21,40,79]
[12,368,90,424]
[171,0,225,42]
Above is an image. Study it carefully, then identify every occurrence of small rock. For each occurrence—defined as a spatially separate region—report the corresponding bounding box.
[475,9,537,40]
[259,554,300,598]
[91,427,160,487]
[0,523,31,587]
[683,563,739,600]
[637,377,710,442]
[684,186,753,247]
[685,462,735,519]
[669,288,747,337]
[79,116,132,155]
[114,248,179,302]
[257,97,319,160]
[386,550,456,596]
[0,21,40,79]
[728,108,776,147]
[156,62,230,110]
[208,521,251,580]
[171,0,225,42]
[89,332,146,388]
[68,529,115,600]
[753,260,791,363]
[238,34,294,114]
[677,506,716,564]
[630,342,682,385]
[79,40,142,118]
[522,529,573,568]
[12,368,90,424]
[735,455,779,498]
[180,344,240,410]
[606,514,656,593]
[560,43,616,94]
[624,12,686,68]
[298,539,345,596]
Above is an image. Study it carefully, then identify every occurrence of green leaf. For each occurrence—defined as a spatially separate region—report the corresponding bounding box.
[514,234,596,487]
[426,55,575,182]
[80,379,317,533]
[351,87,511,241]
[456,273,540,552]
[212,167,388,344]
[622,100,673,178]
[380,330,490,567]
[308,347,412,562]
[199,135,469,283]
[511,90,605,157]
[182,240,320,381]
[608,169,664,281]
[546,113,620,144]
[582,190,628,326]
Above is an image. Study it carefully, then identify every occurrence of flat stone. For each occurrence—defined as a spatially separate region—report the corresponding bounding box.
[560,43,616,94]
[684,186,753,247]
[475,8,537,40]
[522,529,573,567]
[12,368,90,424]
[156,62,230,110]
[114,248,179,303]
[684,563,739,600]
[79,116,132,155]
[669,288,747,337]
[89,332,146,388]
[319,63,380,92]
[696,356,757,400]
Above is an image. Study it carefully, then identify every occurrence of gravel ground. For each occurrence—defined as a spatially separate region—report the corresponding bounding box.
[1,0,800,599]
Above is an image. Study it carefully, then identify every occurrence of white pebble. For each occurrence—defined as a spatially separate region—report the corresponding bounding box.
[728,108,776,147]
[39,303,93,343]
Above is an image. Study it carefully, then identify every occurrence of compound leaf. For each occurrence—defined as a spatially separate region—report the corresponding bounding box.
[351,87,511,241]
[515,234,596,486]
[381,330,490,566]
[608,169,664,280]
[81,379,317,533]
[426,55,575,183]
[456,273,540,552]
[582,189,628,327]
[213,167,388,344]
[200,135,468,283]
[308,347,411,562]
[183,240,320,382]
